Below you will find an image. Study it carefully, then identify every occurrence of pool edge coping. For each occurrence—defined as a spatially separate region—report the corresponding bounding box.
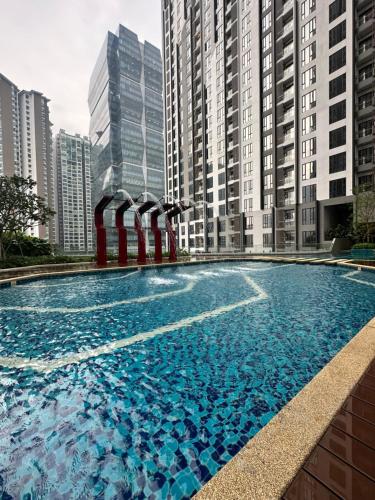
[194,317,375,500]
[0,256,374,288]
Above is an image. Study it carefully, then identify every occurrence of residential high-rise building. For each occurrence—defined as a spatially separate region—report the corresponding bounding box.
[89,24,165,251]
[0,73,55,243]
[55,130,93,252]
[0,74,21,176]
[18,90,55,242]
[162,0,375,253]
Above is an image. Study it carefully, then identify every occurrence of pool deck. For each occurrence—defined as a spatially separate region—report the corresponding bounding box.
[1,256,375,498]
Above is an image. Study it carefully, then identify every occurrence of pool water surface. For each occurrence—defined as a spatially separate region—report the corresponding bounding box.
[0,261,374,499]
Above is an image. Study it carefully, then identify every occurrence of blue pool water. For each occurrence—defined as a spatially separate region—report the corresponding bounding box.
[0,261,374,498]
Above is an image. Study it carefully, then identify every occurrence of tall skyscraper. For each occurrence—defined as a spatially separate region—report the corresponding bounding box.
[0,74,21,176]
[55,130,93,252]
[89,24,165,251]
[18,90,55,242]
[162,0,375,253]
[0,74,55,242]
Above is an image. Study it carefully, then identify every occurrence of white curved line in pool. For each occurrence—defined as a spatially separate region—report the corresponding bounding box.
[0,275,267,373]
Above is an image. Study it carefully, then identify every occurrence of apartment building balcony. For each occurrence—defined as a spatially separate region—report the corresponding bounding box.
[278,107,295,125]
[277,174,295,188]
[278,197,295,207]
[358,101,375,119]
[358,11,375,37]
[225,18,232,33]
[277,131,295,146]
[357,126,375,145]
[276,0,294,18]
[277,19,294,39]
[358,44,374,65]
[279,64,294,82]
[278,86,295,104]
[278,152,295,167]
[358,71,375,91]
[280,42,294,59]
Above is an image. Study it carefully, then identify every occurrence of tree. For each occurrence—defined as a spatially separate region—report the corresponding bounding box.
[354,185,375,243]
[0,175,55,260]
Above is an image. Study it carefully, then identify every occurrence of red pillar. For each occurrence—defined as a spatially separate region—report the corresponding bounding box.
[94,195,114,267]
[116,200,133,266]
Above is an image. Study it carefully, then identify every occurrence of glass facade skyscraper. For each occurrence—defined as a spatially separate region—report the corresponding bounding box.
[89,25,164,250]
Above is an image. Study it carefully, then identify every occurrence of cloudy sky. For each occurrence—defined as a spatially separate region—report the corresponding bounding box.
[0,0,162,136]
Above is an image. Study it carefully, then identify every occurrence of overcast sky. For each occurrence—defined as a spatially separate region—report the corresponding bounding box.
[0,0,162,136]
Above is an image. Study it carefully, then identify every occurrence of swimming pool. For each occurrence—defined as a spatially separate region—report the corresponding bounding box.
[0,261,374,498]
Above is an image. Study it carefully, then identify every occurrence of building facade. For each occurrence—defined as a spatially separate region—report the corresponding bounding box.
[162,0,375,253]
[18,90,55,242]
[88,24,165,251]
[0,74,21,177]
[55,130,93,252]
[0,74,55,243]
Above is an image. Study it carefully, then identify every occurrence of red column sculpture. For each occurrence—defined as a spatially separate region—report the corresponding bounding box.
[134,201,156,265]
[115,199,133,266]
[150,203,173,263]
[94,195,114,267]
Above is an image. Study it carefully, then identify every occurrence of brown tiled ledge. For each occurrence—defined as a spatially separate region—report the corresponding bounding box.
[195,319,375,500]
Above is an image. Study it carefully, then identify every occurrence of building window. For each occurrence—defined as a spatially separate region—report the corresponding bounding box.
[329,152,346,173]
[301,41,316,66]
[329,126,346,148]
[264,173,273,189]
[329,100,346,124]
[329,0,346,23]
[302,207,316,225]
[359,120,373,138]
[302,184,316,203]
[302,160,316,180]
[263,233,273,248]
[218,188,226,201]
[358,147,374,166]
[302,137,316,158]
[329,74,346,98]
[245,234,254,247]
[359,64,374,82]
[301,17,316,43]
[301,66,316,89]
[218,172,226,185]
[301,0,316,20]
[329,178,346,198]
[245,216,253,229]
[329,47,346,74]
[244,198,253,212]
[302,231,316,246]
[329,20,346,48]
[359,91,374,110]
[263,193,273,209]
[263,213,273,228]
[244,179,253,195]
[302,89,316,112]
[302,114,316,135]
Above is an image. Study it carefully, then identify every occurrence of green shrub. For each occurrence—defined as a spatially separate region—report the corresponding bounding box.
[0,255,95,269]
[4,234,52,257]
[352,243,375,250]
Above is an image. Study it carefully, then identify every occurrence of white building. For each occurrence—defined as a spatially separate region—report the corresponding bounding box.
[55,130,93,253]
